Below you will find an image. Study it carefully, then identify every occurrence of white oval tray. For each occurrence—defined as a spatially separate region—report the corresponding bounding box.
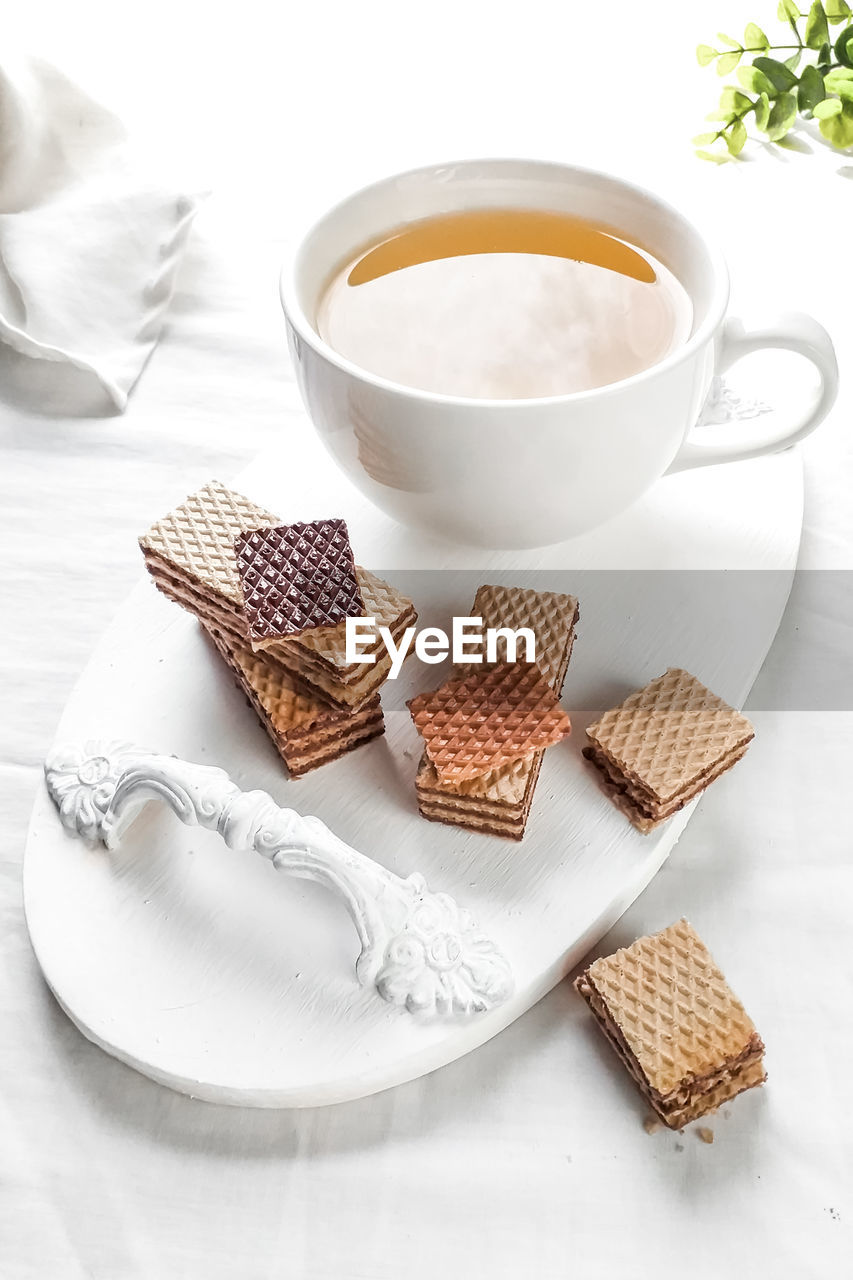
[23,434,802,1106]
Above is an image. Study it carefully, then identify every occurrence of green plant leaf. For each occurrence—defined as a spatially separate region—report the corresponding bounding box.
[818,97,853,143]
[835,23,853,63]
[694,3,853,156]
[719,86,753,112]
[726,119,749,154]
[754,91,772,130]
[826,0,852,24]
[813,95,844,115]
[799,62,828,109]
[716,49,742,74]
[765,91,799,139]
[745,22,770,48]
[806,1,830,47]
[737,64,776,94]
[753,55,799,89]
[825,66,853,92]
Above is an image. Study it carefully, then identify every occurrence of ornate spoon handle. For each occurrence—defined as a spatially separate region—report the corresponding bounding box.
[44,740,514,1017]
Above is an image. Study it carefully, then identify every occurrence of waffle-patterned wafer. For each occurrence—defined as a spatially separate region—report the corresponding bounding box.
[470,584,575,688]
[139,482,416,705]
[415,585,578,839]
[408,662,571,784]
[139,478,273,605]
[575,919,766,1128]
[583,669,754,832]
[206,628,384,776]
[234,519,363,647]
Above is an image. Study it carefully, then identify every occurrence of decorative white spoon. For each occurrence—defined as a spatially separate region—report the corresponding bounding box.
[44,740,514,1019]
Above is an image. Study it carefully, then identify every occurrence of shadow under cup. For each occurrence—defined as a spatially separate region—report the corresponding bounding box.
[280,159,727,549]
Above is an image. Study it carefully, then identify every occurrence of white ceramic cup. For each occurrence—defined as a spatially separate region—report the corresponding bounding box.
[280,159,838,549]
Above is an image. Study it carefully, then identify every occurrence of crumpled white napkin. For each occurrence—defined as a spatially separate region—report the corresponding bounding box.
[0,54,198,413]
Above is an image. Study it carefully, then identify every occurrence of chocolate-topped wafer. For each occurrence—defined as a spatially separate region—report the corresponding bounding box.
[206,627,384,776]
[234,519,363,647]
[575,919,766,1128]
[409,662,571,785]
[583,668,754,832]
[415,585,579,840]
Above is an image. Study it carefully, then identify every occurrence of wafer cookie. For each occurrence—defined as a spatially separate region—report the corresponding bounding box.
[414,585,578,840]
[583,668,754,831]
[575,919,766,1128]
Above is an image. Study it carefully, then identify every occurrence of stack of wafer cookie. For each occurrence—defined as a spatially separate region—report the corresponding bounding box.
[575,919,766,1127]
[139,481,415,775]
[140,481,417,710]
[583,668,754,832]
[412,585,579,840]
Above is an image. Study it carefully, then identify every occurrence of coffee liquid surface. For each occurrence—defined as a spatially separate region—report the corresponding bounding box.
[315,208,693,399]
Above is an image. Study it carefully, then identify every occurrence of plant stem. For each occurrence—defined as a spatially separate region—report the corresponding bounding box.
[713,43,803,64]
[713,100,760,145]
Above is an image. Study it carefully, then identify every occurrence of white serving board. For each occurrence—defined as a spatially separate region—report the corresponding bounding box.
[23,428,803,1107]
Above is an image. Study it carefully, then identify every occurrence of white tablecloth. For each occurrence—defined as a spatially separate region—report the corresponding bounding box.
[2,2,851,1275]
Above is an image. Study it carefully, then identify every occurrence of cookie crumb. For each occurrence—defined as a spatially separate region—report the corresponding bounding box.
[643,1115,662,1135]
[696,1127,714,1144]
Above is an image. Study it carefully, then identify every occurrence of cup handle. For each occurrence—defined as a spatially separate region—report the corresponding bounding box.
[666,312,838,473]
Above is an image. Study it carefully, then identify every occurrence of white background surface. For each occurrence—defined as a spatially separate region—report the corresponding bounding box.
[1,1,851,1276]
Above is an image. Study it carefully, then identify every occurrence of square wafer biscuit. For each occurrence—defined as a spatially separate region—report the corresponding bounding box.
[139,479,273,607]
[234,519,363,647]
[139,482,416,705]
[414,586,578,839]
[575,919,766,1128]
[205,628,384,776]
[583,668,754,831]
[468,584,575,687]
[408,661,571,784]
